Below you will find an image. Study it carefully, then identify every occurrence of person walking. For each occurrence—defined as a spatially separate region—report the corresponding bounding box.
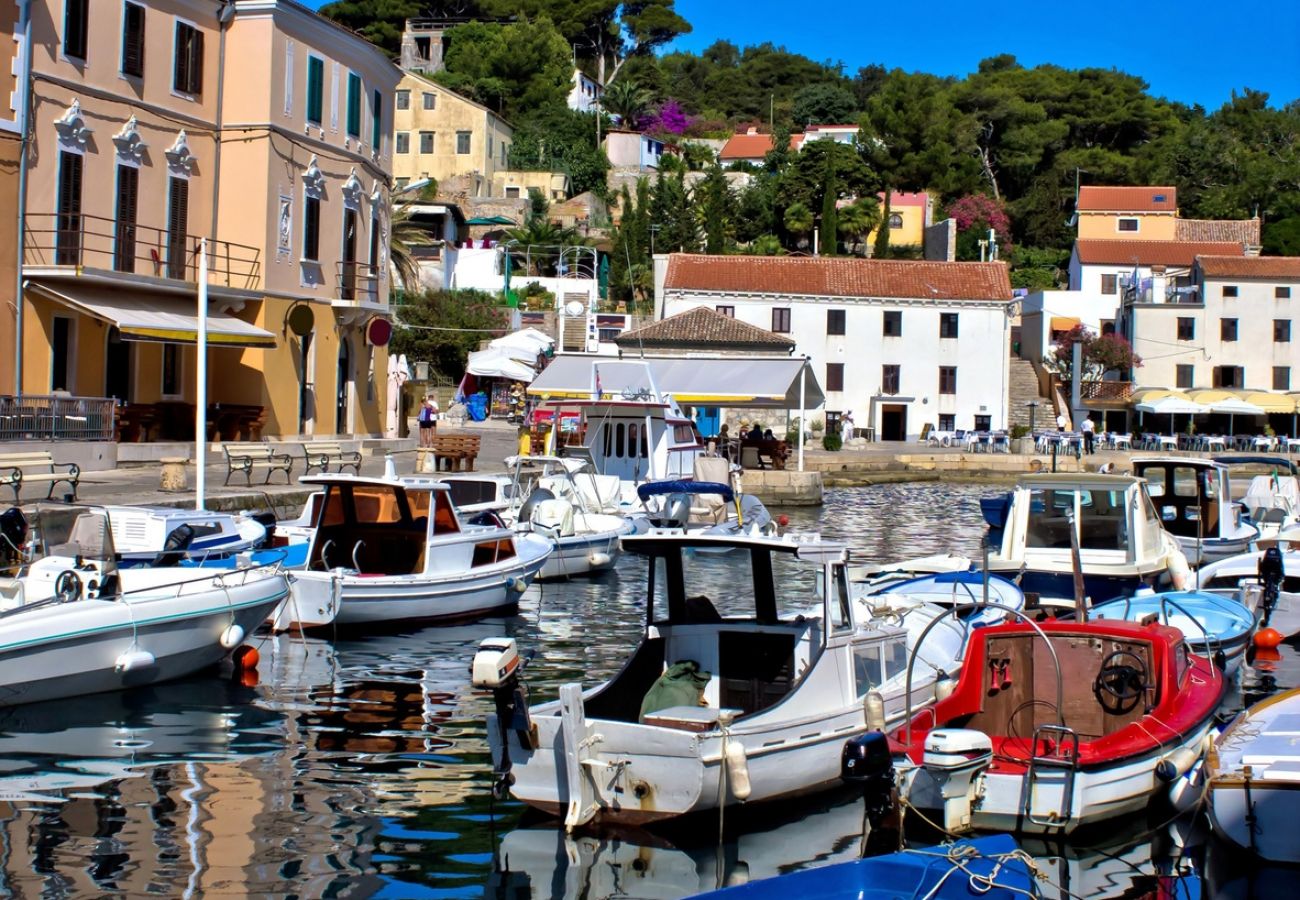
[1056,412,1067,433]
[1081,414,1096,455]
[418,395,439,448]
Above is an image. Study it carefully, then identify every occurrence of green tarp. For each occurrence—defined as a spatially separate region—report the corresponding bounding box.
[639,660,711,722]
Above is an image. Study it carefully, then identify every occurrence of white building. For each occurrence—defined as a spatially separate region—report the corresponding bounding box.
[654,254,1015,440]
[801,124,859,145]
[603,130,663,170]
[568,69,603,113]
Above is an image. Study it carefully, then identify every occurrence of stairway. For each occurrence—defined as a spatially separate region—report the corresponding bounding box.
[560,315,587,353]
[1007,356,1052,431]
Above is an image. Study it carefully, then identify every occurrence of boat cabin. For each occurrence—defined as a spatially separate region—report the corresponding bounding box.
[1133,458,1245,543]
[1214,455,1300,529]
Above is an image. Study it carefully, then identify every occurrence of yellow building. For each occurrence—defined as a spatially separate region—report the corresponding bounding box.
[864,191,931,249]
[1075,185,1179,241]
[17,0,399,439]
[490,170,569,201]
[0,3,26,397]
[392,71,512,194]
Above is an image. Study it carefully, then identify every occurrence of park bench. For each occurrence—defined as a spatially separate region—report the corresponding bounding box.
[301,441,362,475]
[431,434,481,472]
[0,451,81,502]
[222,442,294,486]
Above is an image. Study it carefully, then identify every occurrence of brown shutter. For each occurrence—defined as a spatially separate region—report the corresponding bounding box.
[304,197,320,261]
[122,3,145,77]
[167,177,189,279]
[191,28,204,94]
[56,152,83,265]
[64,0,88,59]
[115,165,139,273]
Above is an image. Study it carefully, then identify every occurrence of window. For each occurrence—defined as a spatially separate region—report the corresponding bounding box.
[173,21,203,95]
[346,72,362,138]
[939,312,959,339]
[114,164,139,273]
[395,132,410,154]
[121,2,145,78]
[306,56,324,125]
[1117,218,1139,232]
[303,195,320,261]
[1221,318,1238,341]
[1277,286,1291,299]
[882,310,902,336]
[1223,285,1239,298]
[396,90,410,110]
[1176,364,1194,389]
[1101,320,1115,336]
[771,308,791,333]
[888,213,903,229]
[827,309,846,335]
[63,0,88,60]
[162,344,181,397]
[341,208,358,300]
[488,136,494,161]
[423,92,436,110]
[716,305,734,318]
[974,414,992,431]
[939,366,957,395]
[369,211,380,274]
[55,151,83,266]
[419,131,434,154]
[1177,317,1195,341]
[1276,320,1291,343]
[504,186,520,199]
[166,177,189,280]
[456,131,471,154]
[1213,365,1244,389]
[1101,274,1118,295]
[826,363,844,392]
[938,414,955,431]
[372,89,382,149]
[882,364,900,395]
[1275,367,1292,391]
[51,317,73,392]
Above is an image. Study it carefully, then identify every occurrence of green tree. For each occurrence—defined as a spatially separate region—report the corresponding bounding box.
[649,169,697,252]
[783,202,813,249]
[392,289,510,380]
[602,78,652,125]
[696,161,735,254]
[837,198,880,257]
[437,17,573,118]
[508,107,610,197]
[792,82,858,127]
[819,173,838,256]
[734,178,778,244]
[317,0,428,55]
[745,234,784,256]
[388,197,435,293]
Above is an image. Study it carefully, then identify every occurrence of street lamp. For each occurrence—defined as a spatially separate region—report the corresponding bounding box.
[1026,400,1039,434]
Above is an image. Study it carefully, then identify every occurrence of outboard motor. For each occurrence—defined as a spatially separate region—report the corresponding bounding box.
[0,508,28,569]
[919,728,993,834]
[517,488,556,525]
[470,637,536,798]
[842,731,897,827]
[246,511,277,548]
[152,523,196,567]
[1259,545,1285,627]
[650,493,691,529]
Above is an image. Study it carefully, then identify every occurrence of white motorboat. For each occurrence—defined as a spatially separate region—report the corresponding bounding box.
[104,504,269,565]
[477,532,964,828]
[432,472,516,516]
[0,505,288,707]
[852,569,1024,629]
[500,456,633,580]
[1217,455,1300,543]
[636,478,776,550]
[1088,589,1256,675]
[1208,687,1300,862]
[272,474,551,631]
[1194,545,1300,637]
[1133,457,1259,565]
[983,473,1179,609]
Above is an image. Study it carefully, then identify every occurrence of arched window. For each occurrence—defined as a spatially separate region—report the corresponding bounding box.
[888,213,904,229]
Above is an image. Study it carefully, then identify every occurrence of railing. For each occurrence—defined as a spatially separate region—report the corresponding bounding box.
[24,213,262,291]
[335,261,381,304]
[0,394,116,441]
[1079,381,1134,402]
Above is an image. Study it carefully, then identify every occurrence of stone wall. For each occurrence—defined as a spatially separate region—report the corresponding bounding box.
[924,218,956,261]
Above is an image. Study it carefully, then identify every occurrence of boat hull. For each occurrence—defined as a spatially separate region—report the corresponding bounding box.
[1210,780,1300,862]
[535,529,626,581]
[1178,532,1259,566]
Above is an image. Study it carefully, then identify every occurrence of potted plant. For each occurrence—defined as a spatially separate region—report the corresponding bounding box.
[1009,423,1032,454]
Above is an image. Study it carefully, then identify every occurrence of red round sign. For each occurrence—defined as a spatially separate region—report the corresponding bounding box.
[366,316,392,347]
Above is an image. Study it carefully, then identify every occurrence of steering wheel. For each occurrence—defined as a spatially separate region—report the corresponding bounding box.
[1093,650,1149,715]
[54,570,82,604]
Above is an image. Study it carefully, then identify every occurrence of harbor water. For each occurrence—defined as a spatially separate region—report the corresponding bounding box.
[0,483,1291,897]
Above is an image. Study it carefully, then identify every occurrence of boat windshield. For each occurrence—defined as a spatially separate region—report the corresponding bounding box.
[1026,489,1129,550]
[33,505,117,567]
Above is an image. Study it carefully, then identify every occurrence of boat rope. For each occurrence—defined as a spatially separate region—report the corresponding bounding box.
[904,842,1083,900]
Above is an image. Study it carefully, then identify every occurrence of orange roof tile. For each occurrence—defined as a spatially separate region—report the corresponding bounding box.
[1196,255,1300,279]
[1176,218,1262,244]
[615,306,794,349]
[719,132,802,160]
[1077,186,1178,213]
[1074,239,1244,267]
[663,254,1012,302]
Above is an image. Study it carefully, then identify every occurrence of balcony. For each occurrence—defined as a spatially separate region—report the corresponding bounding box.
[1079,381,1134,403]
[335,260,383,306]
[24,213,261,291]
[1120,276,1200,305]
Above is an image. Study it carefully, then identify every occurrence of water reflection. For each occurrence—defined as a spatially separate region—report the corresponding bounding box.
[0,485,1285,898]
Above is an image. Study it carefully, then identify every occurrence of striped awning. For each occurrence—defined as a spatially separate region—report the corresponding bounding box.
[1130,388,1191,405]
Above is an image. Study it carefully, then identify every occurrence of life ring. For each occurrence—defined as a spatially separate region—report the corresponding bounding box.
[54,570,82,603]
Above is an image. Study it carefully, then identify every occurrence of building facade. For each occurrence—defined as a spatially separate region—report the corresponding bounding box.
[0,1,28,396]
[567,68,601,113]
[391,70,511,193]
[655,254,1014,440]
[18,0,399,438]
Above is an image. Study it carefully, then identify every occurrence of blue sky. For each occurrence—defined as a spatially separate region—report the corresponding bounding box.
[307,1,1299,109]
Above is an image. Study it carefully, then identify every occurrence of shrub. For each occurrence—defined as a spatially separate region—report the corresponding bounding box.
[1010,424,1031,440]
[822,434,842,451]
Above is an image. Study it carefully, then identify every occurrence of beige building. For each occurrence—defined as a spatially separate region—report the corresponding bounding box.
[18,0,399,438]
[392,71,511,194]
[0,2,26,397]
[490,169,568,201]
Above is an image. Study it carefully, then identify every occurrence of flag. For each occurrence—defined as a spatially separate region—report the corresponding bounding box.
[594,366,602,400]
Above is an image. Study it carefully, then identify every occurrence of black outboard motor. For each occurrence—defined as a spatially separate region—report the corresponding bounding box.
[0,508,28,569]
[246,511,277,548]
[1259,545,1285,628]
[842,730,900,853]
[152,523,197,567]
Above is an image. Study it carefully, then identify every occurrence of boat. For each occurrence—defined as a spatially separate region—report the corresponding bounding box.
[890,617,1226,835]
[853,569,1024,629]
[983,473,1179,609]
[1132,457,1259,565]
[1216,455,1300,543]
[0,504,289,707]
[1088,589,1256,675]
[1194,545,1300,637]
[500,455,634,580]
[692,835,1035,900]
[271,473,551,631]
[104,504,269,565]
[477,532,965,828]
[431,472,515,516]
[637,479,776,550]
[1207,687,1300,862]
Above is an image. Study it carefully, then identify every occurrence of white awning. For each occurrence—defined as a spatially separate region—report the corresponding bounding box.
[489,327,554,354]
[528,355,824,409]
[29,282,277,348]
[466,347,537,382]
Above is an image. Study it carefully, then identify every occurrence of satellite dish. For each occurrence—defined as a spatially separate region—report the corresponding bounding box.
[287,304,314,337]
[564,300,585,317]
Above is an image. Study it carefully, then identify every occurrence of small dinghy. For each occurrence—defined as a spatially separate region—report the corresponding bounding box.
[104,505,268,565]
[477,533,965,828]
[891,618,1225,835]
[1208,687,1300,863]
[1089,589,1255,675]
[693,834,1035,900]
[855,570,1024,629]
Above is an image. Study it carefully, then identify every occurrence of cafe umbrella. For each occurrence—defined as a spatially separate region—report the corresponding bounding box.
[1135,394,1208,436]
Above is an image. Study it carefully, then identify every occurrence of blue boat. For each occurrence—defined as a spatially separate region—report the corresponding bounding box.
[861,570,1024,629]
[1089,589,1255,674]
[692,835,1034,899]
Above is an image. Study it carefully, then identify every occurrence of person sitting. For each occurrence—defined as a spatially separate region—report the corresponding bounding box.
[749,423,764,441]
[763,428,774,440]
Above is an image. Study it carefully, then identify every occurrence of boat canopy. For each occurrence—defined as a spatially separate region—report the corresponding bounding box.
[636,480,735,502]
[528,356,824,408]
[34,504,118,570]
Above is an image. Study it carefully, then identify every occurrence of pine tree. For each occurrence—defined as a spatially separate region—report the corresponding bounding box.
[820,172,838,257]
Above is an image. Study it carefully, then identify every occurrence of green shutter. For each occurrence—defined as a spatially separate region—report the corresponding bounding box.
[307,57,323,125]
[346,73,361,137]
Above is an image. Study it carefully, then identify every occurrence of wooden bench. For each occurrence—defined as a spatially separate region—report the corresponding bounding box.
[301,441,362,475]
[222,442,294,485]
[431,433,481,472]
[0,451,81,502]
[211,404,267,441]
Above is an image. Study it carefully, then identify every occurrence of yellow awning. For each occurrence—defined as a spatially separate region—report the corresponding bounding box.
[1188,389,1236,405]
[1050,316,1081,332]
[1130,388,1190,404]
[1245,391,1300,413]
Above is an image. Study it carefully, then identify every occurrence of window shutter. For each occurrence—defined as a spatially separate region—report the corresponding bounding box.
[174,25,189,92]
[307,57,324,125]
[56,152,83,265]
[122,4,145,77]
[167,177,189,278]
[283,40,294,116]
[371,89,382,149]
[191,28,204,94]
[115,165,139,272]
[346,73,361,137]
[64,0,88,59]
[304,197,320,261]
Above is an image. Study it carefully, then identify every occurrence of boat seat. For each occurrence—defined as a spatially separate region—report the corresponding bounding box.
[684,595,721,623]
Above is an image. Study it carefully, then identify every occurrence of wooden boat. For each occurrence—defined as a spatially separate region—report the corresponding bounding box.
[1207,687,1300,862]
[1089,589,1255,675]
[891,618,1226,835]
[478,533,964,828]
[272,474,551,630]
[1133,457,1259,565]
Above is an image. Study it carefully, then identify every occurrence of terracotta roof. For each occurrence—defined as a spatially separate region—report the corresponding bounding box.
[662,254,1013,301]
[719,132,801,160]
[1176,218,1262,245]
[1077,186,1178,213]
[1074,239,1244,267]
[1196,255,1300,279]
[615,306,795,349]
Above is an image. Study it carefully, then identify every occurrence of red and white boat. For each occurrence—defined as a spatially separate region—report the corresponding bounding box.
[890,618,1226,835]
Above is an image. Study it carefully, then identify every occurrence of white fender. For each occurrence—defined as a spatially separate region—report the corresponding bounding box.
[115,649,156,672]
[219,623,245,649]
[725,740,751,800]
[586,551,611,568]
[1165,534,1192,591]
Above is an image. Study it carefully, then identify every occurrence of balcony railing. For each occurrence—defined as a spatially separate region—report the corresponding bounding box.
[24,213,262,291]
[0,394,116,442]
[1079,381,1134,402]
[335,261,381,305]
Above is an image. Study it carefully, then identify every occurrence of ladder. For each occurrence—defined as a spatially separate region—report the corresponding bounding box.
[1021,723,1080,828]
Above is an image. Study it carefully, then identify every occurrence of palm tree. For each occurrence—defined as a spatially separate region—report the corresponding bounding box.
[601,79,651,126]
[388,197,434,294]
[838,198,881,257]
[783,202,814,250]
